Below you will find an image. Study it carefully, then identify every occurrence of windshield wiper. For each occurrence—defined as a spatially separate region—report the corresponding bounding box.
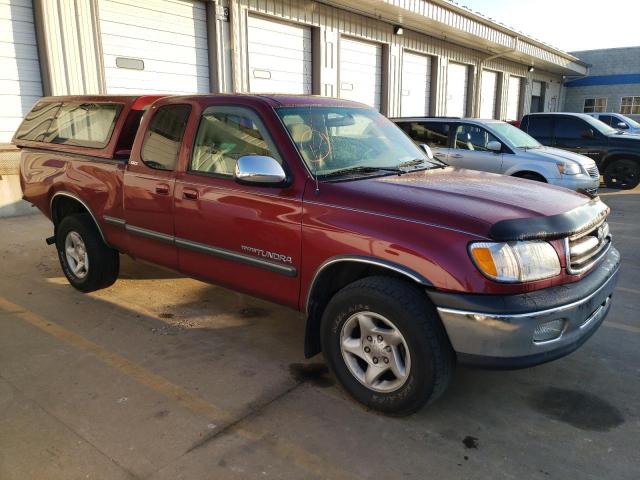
[319,166,401,179]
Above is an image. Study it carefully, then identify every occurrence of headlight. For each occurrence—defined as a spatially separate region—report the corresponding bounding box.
[469,241,561,282]
[556,162,581,175]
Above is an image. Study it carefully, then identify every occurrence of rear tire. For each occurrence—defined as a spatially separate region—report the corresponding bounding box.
[56,213,119,292]
[320,276,454,416]
[604,159,640,190]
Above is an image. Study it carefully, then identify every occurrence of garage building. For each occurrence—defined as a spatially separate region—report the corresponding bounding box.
[1,0,588,143]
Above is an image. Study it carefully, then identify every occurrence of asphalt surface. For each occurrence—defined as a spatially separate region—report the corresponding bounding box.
[0,187,638,480]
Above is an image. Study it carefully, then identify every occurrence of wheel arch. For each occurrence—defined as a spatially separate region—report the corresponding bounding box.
[511,170,548,182]
[600,152,640,171]
[50,192,109,245]
[303,256,432,358]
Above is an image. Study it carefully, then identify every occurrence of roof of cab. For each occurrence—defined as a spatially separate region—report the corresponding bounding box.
[152,93,370,109]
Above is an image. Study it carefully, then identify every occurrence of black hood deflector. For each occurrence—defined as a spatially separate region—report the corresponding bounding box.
[489,199,610,241]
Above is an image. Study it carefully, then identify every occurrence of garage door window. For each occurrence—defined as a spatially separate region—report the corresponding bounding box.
[191,106,281,176]
[141,104,191,171]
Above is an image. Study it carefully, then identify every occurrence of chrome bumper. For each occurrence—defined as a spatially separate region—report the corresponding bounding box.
[434,249,619,369]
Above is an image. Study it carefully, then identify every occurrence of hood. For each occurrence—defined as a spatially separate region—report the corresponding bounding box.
[525,146,596,169]
[316,168,597,239]
[607,132,640,146]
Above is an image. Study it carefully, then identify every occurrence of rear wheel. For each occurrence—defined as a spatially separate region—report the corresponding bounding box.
[56,213,119,292]
[321,276,454,416]
[604,159,640,190]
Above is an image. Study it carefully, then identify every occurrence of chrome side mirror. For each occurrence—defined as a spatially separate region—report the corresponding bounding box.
[617,122,628,130]
[486,140,502,152]
[234,155,286,186]
[419,144,434,160]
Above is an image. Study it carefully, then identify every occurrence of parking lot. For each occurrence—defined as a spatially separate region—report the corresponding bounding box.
[0,186,638,480]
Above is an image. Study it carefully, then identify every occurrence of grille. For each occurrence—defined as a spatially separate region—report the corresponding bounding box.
[565,221,611,274]
[586,165,599,178]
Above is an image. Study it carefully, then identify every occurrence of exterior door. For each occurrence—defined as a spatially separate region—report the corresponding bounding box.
[174,104,302,308]
[446,63,469,117]
[339,37,383,111]
[400,52,432,116]
[0,0,43,142]
[450,123,503,173]
[247,15,312,94]
[506,76,522,122]
[480,70,498,119]
[552,116,607,163]
[99,0,210,94]
[123,103,192,269]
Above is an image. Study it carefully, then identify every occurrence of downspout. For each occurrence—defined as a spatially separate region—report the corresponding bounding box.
[473,37,520,117]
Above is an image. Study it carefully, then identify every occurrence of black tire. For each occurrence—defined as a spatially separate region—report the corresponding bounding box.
[604,159,640,190]
[55,213,119,292]
[514,172,547,182]
[320,276,454,416]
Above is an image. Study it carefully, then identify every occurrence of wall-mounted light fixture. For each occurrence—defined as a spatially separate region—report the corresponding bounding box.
[394,25,404,35]
[528,65,535,73]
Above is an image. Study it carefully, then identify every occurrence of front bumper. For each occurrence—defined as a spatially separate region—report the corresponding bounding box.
[551,174,600,194]
[429,247,620,369]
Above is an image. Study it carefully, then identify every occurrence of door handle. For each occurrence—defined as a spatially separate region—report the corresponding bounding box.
[155,183,170,195]
[434,152,445,157]
[451,154,463,159]
[183,188,198,200]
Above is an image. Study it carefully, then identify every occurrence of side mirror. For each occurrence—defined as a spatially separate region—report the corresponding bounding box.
[234,155,286,186]
[419,144,434,160]
[616,122,629,130]
[581,129,596,139]
[486,140,502,152]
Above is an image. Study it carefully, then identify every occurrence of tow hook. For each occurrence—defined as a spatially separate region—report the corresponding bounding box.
[45,235,55,246]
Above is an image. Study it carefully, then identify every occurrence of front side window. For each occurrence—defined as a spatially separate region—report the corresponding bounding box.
[141,104,191,171]
[621,96,640,115]
[453,125,498,151]
[14,101,62,142]
[191,106,281,176]
[554,117,588,139]
[276,106,435,177]
[583,98,607,113]
[597,115,616,126]
[399,122,450,148]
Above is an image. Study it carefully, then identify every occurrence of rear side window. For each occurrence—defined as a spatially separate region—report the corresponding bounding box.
[399,121,450,148]
[554,117,588,140]
[522,117,552,138]
[14,101,62,142]
[141,104,191,171]
[44,103,120,148]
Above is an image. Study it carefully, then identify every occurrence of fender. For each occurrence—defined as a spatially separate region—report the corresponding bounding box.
[305,255,432,313]
[49,191,110,246]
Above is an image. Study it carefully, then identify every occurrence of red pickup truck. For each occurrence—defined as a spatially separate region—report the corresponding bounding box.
[16,94,619,415]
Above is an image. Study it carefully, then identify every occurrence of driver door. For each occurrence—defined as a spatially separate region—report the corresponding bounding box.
[450,123,503,173]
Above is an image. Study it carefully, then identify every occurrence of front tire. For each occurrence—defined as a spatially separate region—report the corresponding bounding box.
[56,213,119,292]
[604,159,640,190]
[320,276,454,416]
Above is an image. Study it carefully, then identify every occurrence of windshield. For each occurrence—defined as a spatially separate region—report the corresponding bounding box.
[583,115,618,135]
[620,115,640,129]
[485,122,541,149]
[276,106,435,177]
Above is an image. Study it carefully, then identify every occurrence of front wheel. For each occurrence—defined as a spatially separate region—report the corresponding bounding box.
[320,277,454,416]
[604,159,640,190]
[56,213,120,292]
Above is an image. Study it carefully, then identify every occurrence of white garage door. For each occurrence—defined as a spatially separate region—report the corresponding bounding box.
[480,70,498,119]
[339,38,382,110]
[401,52,432,116]
[0,0,43,142]
[99,0,209,94]
[506,76,522,121]
[247,15,312,94]
[446,62,468,117]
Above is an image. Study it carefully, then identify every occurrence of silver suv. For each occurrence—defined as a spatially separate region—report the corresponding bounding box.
[393,117,600,194]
